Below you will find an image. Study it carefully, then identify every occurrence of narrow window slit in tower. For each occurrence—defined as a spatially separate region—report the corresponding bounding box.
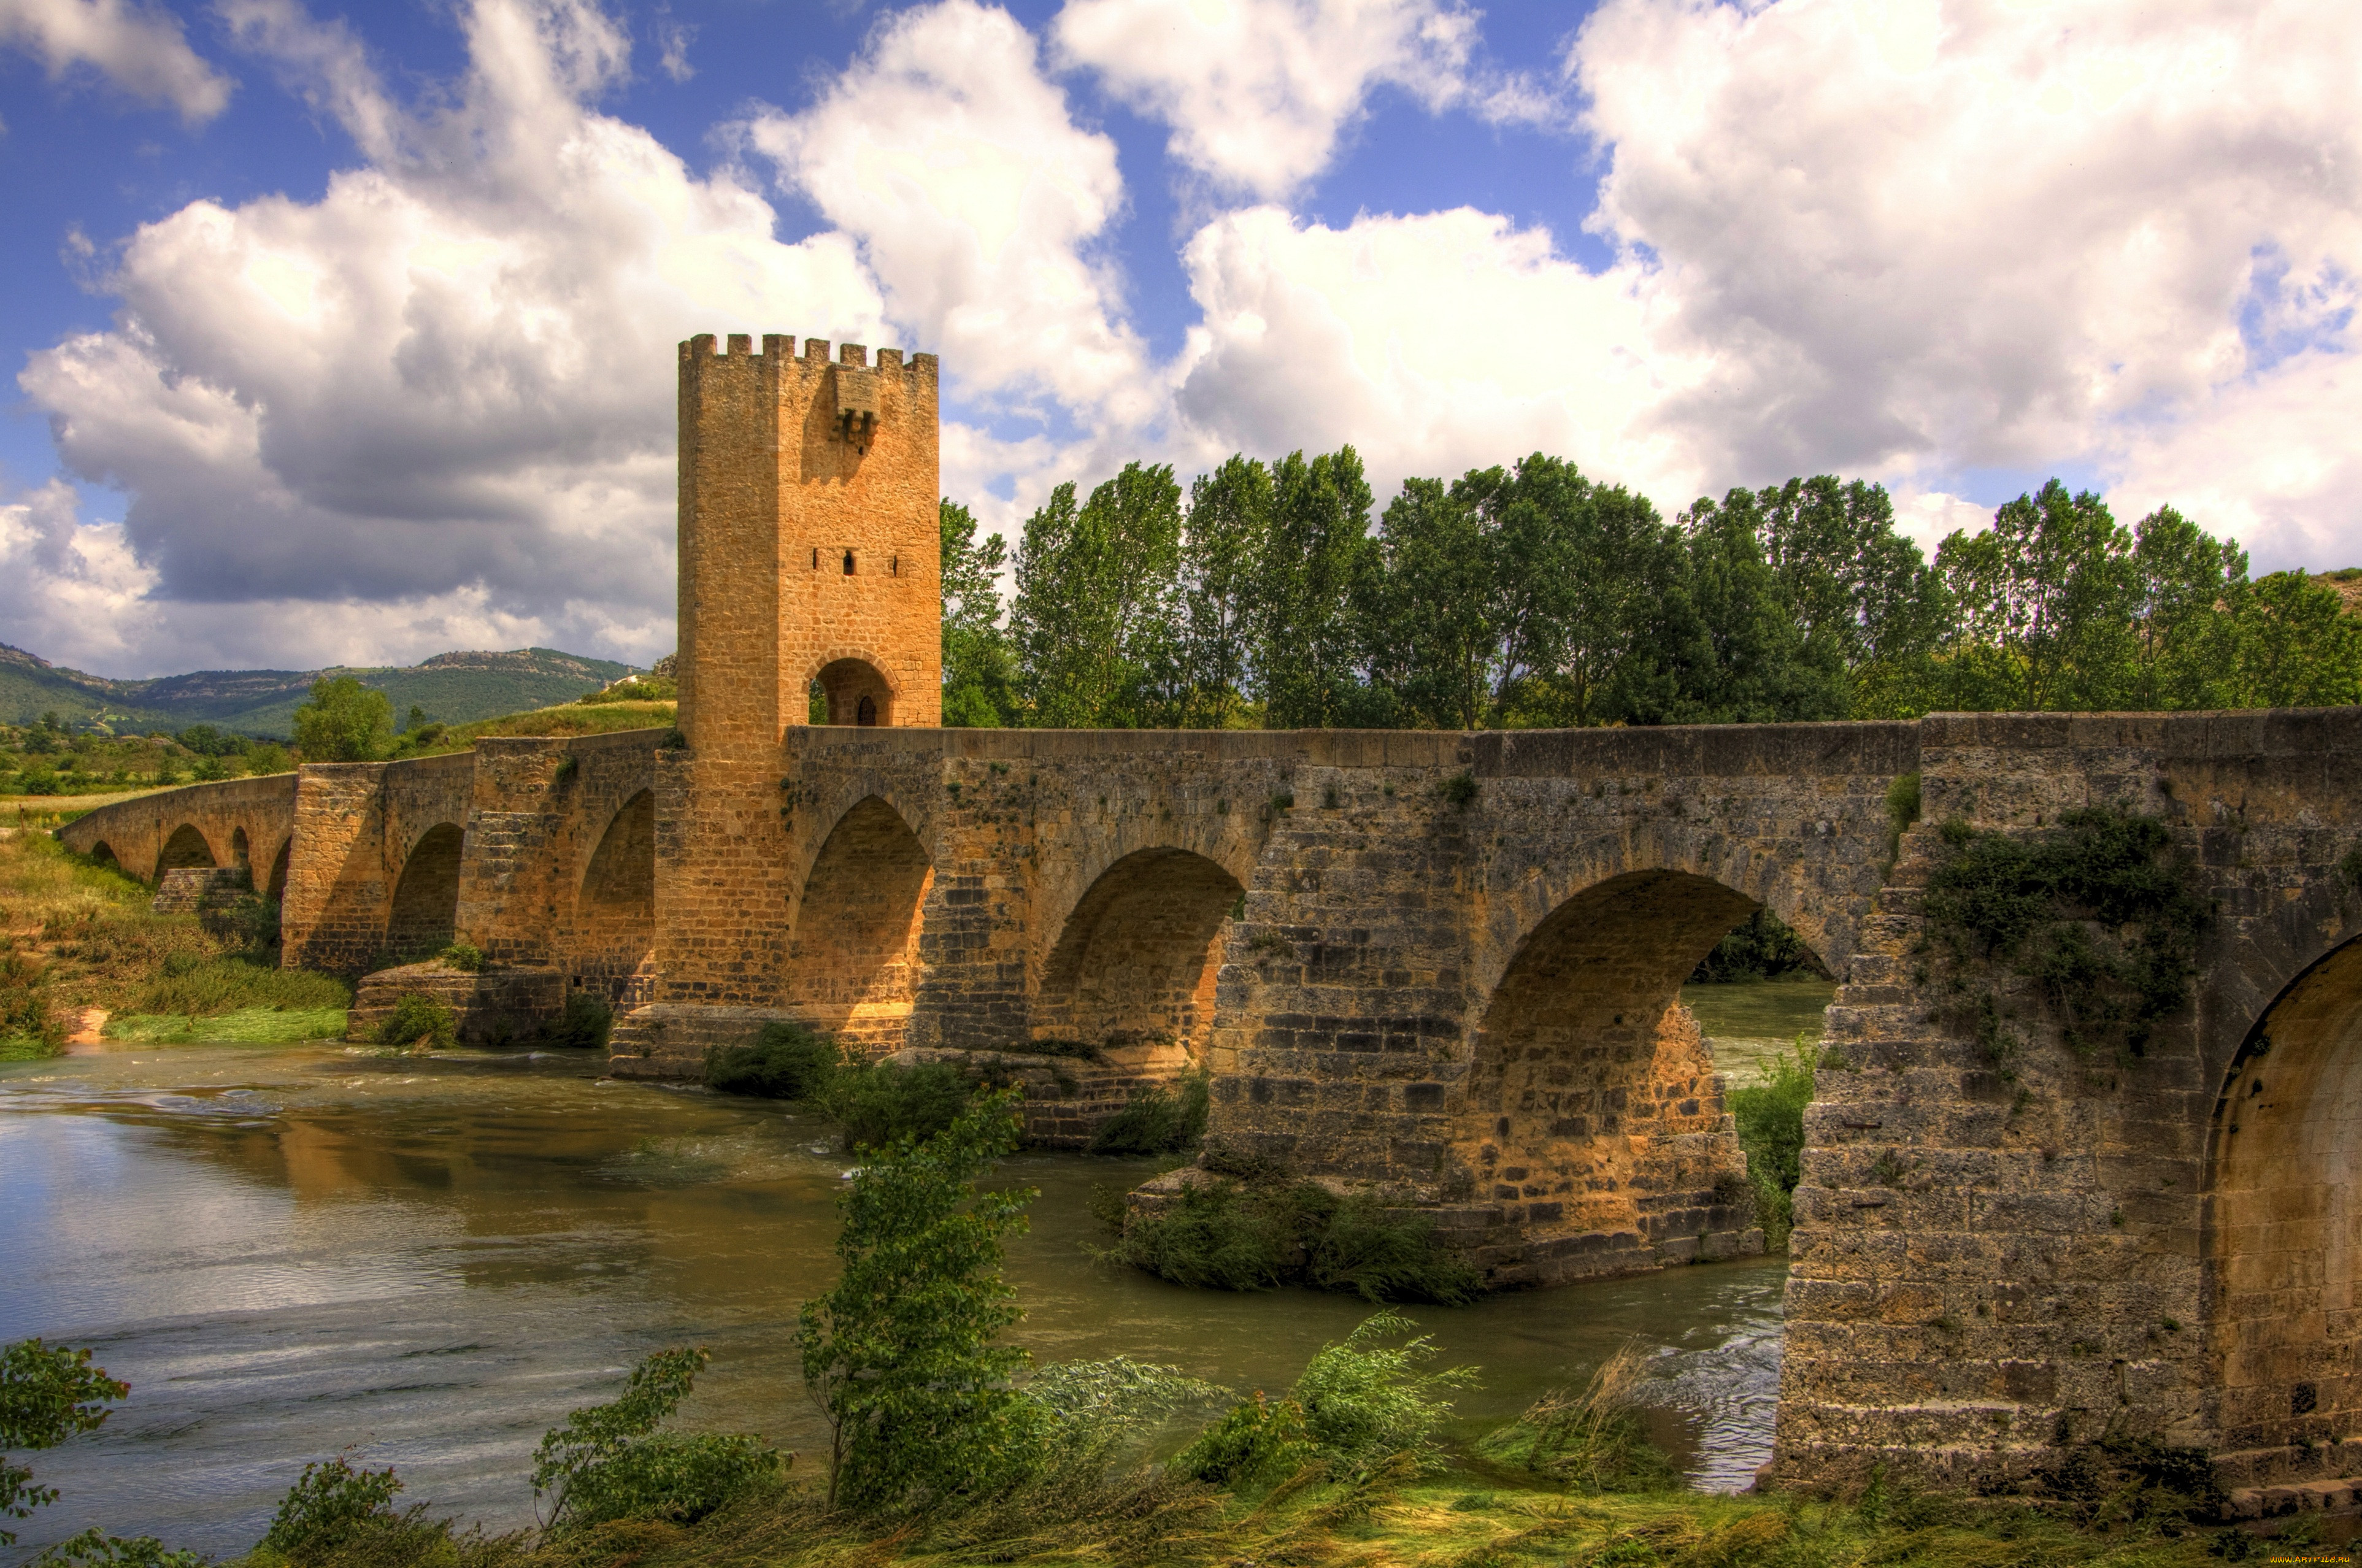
[810,547,818,569]
[842,550,856,575]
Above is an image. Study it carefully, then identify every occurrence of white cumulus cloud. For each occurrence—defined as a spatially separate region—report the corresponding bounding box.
[18,0,887,674]
[1568,0,2362,549]
[0,0,233,121]
[1052,0,1485,201]
[742,0,1150,436]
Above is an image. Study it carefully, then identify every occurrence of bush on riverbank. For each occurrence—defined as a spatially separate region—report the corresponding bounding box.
[541,992,612,1051]
[1476,1343,1682,1496]
[377,994,455,1051]
[1729,1035,1817,1248]
[702,1024,974,1152]
[1104,1174,1483,1305]
[703,1021,841,1099]
[1088,1069,1209,1155]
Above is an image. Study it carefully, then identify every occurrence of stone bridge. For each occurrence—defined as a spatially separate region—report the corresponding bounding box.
[53,326,2362,1502]
[61,704,2362,1501]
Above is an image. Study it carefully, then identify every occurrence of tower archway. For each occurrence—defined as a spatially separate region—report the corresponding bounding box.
[812,658,894,727]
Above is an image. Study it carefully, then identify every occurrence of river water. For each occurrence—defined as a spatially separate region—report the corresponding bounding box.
[0,1032,1792,1562]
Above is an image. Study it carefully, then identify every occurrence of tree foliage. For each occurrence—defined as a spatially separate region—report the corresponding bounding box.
[530,1347,780,1534]
[799,1090,1037,1513]
[291,675,393,762]
[945,456,2355,731]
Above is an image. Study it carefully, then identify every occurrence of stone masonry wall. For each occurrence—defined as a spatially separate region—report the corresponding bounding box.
[1773,709,2362,1496]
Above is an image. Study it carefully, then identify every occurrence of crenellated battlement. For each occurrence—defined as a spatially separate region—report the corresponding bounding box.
[679,331,939,384]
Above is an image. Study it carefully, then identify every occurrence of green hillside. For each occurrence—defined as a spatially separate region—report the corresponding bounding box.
[0,642,635,736]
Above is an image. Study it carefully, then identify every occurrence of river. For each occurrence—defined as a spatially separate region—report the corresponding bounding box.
[0,997,1811,1560]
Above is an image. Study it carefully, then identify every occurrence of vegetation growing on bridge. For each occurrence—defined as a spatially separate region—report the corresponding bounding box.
[1729,1038,1820,1250]
[1921,807,2209,1065]
[941,466,2362,732]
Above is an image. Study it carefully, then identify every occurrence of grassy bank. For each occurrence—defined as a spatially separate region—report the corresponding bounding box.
[0,825,349,1058]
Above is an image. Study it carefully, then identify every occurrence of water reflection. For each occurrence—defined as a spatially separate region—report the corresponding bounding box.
[0,1043,1785,1561]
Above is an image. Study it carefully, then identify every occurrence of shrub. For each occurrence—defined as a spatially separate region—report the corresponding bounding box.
[1088,1070,1209,1155]
[440,942,485,973]
[822,1058,972,1152]
[1477,1343,1680,1494]
[3,1339,127,1547]
[1268,1312,1474,1480]
[703,1021,841,1099]
[1689,907,1826,984]
[377,994,455,1050]
[1171,1390,1309,1487]
[259,1455,405,1560]
[799,1091,1034,1513]
[1107,1177,1480,1304]
[531,1347,780,1535]
[544,991,613,1051]
[1728,1036,1818,1248]
[1925,807,2207,1058]
[1439,772,1479,807]
[1,942,64,1060]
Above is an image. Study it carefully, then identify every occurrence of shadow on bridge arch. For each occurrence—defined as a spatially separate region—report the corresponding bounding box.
[580,790,656,996]
[266,837,291,902]
[156,823,215,880]
[1453,869,1816,1266]
[1034,847,1244,1060]
[2205,929,2362,1463]
[388,824,464,958]
[786,796,931,1048]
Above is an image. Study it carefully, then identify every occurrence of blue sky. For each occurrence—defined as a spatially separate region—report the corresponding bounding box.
[0,0,2352,675]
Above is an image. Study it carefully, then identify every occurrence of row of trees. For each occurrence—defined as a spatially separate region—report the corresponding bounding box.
[939,455,2362,731]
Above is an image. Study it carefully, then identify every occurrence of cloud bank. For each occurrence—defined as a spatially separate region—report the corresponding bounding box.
[5,0,2355,675]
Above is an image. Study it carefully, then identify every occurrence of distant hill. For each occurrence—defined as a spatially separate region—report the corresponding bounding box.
[0,643,636,736]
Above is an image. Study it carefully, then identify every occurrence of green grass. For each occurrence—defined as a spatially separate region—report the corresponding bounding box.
[104,1007,348,1044]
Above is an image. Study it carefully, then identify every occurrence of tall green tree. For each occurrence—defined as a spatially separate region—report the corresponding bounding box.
[1254,448,1377,728]
[1172,457,1272,728]
[939,500,1018,727]
[291,674,393,762]
[798,1091,1036,1514]
[1491,467,1687,729]
[1666,501,1847,723]
[2228,571,2362,708]
[1009,464,1183,727]
[2126,505,2245,710]
[1362,477,1494,728]
[1935,480,2138,711]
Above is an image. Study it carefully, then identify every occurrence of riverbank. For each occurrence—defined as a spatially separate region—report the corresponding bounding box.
[223,1467,2293,1568]
[0,824,348,1059]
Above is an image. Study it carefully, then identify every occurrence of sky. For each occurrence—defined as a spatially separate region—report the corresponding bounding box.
[0,0,2353,678]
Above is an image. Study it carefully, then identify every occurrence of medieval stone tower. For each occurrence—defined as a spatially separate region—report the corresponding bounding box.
[675,332,942,747]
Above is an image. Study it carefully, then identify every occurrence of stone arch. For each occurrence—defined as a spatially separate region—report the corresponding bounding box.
[582,789,656,915]
[1034,847,1244,1060]
[387,823,464,958]
[156,823,215,879]
[229,826,251,875]
[2202,929,2362,1466]
[1470,823,1856,1011]
[87,841,118,870]
[785,796,933,1050]
[812,657,895,727]
[1450,869,1777,1276]
[266,838,291,902]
